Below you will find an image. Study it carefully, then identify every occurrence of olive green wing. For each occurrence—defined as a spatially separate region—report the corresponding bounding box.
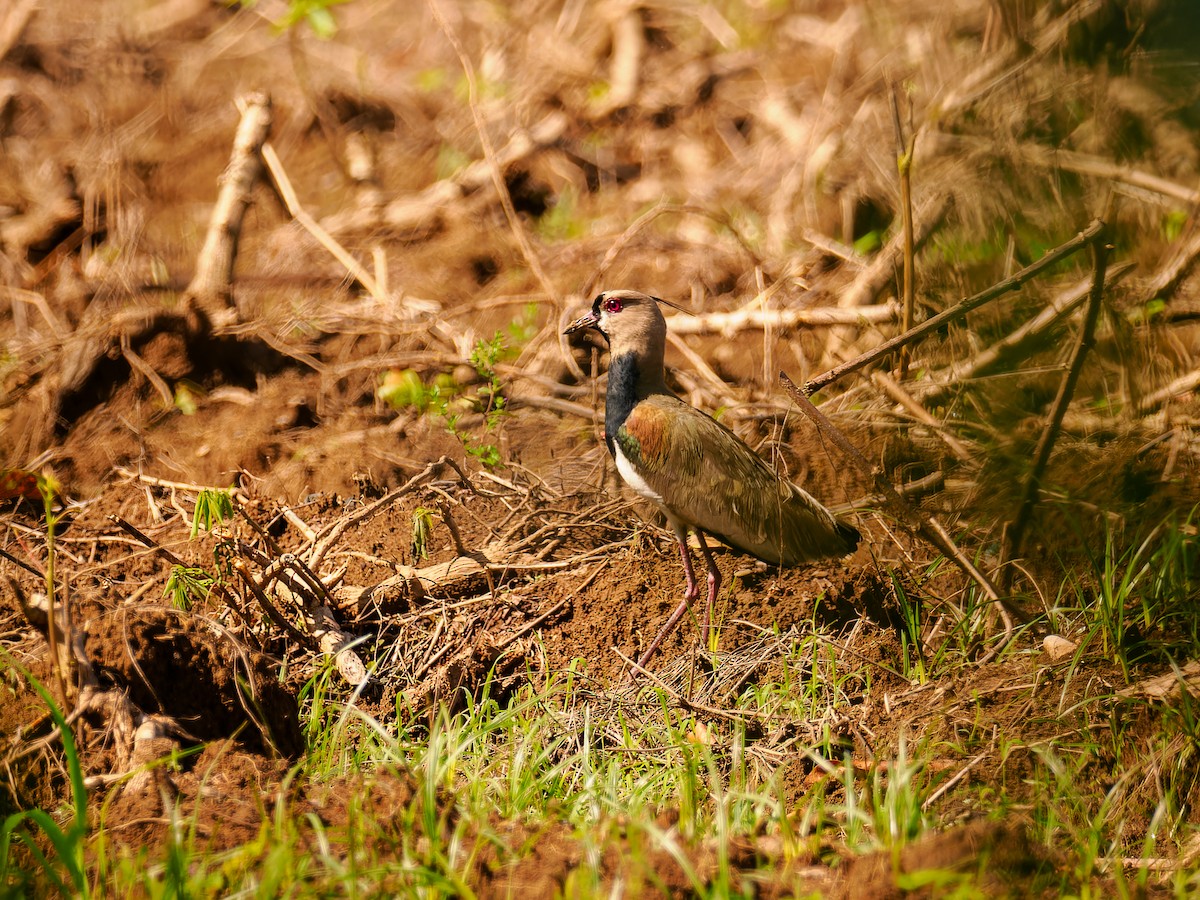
[616,394,857,565]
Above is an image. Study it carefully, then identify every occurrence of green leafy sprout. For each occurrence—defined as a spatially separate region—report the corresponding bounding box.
[191,488,236,540]
[161,488,237,610]
[378,307,539,469]
[233,0,349,38]
[163,566,217,611]
[411,507,436,561]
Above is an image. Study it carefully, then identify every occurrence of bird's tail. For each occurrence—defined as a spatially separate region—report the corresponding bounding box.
[834,519,861,553]
[771,489,861,565]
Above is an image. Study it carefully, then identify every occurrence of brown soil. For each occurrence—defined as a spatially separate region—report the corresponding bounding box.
[2,0,1200,896]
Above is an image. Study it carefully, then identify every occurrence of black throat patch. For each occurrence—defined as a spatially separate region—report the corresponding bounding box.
[604,352,640,456]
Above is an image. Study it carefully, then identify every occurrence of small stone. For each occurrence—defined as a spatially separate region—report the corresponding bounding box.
[1043,634,1077,661]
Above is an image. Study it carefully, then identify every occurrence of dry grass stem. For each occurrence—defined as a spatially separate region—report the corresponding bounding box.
[890,85,917,379]
[260,142,386,302]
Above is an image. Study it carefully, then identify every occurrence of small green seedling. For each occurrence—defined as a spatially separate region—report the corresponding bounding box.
[377,320,536,469]
[234,0,349,38]
[412,507,436,561]
[191,488,235,539]
[163,565,216,611]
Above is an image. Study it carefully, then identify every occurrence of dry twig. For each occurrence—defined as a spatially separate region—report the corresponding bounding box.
[871,372,973,462]
[185,92,272,321]
[304,456,460,570]
[807,218,1108,394]
[666,301,899,335]
[1137,368,1200,417]
[999,235,1110,586]
[1139,221,1200,304]
[260,142,385,301]
[916,261,1135,408]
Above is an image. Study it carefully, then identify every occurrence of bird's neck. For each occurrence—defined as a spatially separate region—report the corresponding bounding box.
[605,350,668,452]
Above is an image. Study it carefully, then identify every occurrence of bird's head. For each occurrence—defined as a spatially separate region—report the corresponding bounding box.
[564,290,675,356]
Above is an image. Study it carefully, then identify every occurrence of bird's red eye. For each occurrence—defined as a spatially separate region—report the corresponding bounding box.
[602,296,623,314]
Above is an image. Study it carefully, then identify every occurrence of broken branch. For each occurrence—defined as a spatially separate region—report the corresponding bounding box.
[999,234,1110,587]
[806,218,1108,394]
[185,92,272,319]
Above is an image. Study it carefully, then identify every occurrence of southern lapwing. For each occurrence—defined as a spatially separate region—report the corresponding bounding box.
[565,289,860,674]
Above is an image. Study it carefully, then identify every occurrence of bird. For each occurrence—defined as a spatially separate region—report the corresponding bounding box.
[564,289,860,675]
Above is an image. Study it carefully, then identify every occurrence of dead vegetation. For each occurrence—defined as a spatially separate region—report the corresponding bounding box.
[3,0,1200,894]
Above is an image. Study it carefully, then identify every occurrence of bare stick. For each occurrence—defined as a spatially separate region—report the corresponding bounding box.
[1015,141,1200,207]
[260,142,385,302]
[666,331,732,400]
[0,545,45,578]
[1,287,68,340]
[999,236,1110,585]
[1138,368,1200,416]
[120,338,175,409]
[806,218,1107,394]
[185,92,272,316]
[304,456,452,570]
[916,261,1135,408]
[579,203,676,302]
[307,606,371,687]
[232,559,313,647]
[779,372,1028,636]
[437,499,498,599]
[889,85,917,379]
[666,301,898,334]
[1139,220,1200,303]
[267,558,370,687]
[108,515,187,568]
[836,471,944,512]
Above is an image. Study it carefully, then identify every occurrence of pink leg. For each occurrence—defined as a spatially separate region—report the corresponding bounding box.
[695,531,721,646]
[630,528,718,678]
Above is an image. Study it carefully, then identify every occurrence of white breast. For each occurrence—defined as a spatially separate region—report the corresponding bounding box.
[614,443,664,504]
